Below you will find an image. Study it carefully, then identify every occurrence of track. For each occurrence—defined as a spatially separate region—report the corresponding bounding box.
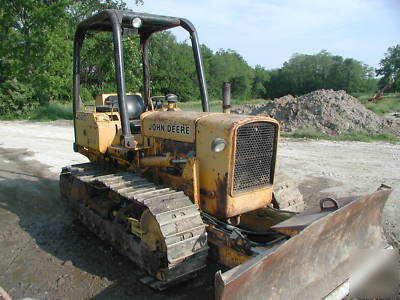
[60,162,208,289]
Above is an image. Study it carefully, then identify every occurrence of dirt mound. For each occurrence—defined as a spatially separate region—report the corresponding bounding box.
[234,89,399,135]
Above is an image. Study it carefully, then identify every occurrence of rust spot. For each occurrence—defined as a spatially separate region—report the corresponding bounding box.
[215,172,228,218]
[158,171,195,202]
[215,188,392,300]
[200,188,215,198]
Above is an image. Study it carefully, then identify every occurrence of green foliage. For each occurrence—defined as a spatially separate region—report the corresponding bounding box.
[0,0,128,109]
[0,79,38,116]
[376,44,400,92]
[30,102,73,121]
[149,32,199,102]
[0,0,74,104]
[282,129,398,143]
[252,65,270,98]
[267,51,377,98]
[207,49,254,100]
[146,36,257,102]
[0,101,72,121]
[79,31,142,99]
[0,0,388,117]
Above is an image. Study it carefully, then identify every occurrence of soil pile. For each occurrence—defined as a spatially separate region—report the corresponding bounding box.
[234,89,399,135]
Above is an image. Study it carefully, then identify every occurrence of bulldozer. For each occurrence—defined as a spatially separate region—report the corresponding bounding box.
[60,9,393,299]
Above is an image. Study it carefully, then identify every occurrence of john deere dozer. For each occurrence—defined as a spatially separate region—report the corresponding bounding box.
[60,9,392,299]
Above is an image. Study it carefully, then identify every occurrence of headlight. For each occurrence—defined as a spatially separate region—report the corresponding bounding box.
[211,138,226,153]
[132,17,142,28]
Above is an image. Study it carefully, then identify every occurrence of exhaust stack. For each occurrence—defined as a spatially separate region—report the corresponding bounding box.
[222,82,231,113]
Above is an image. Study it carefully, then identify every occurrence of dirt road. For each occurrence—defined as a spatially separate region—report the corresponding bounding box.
[0,121,399,299]
[277,138,400,247]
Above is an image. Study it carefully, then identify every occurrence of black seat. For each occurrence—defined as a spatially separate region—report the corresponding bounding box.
[104,94,145,119]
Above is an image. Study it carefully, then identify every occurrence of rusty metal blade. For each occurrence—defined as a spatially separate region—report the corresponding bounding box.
[215,188,392,300]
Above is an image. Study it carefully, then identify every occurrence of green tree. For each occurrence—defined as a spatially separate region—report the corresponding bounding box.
[266,51,376,98]
[1,1,381,112]
[341,58,376,93]
[148,31,199,102]
[208,49,254,100]
[0,0,133,105]
[251,65,270,98]
[0,0,71,103]
[376,44,400,92]
[0,78,37,115]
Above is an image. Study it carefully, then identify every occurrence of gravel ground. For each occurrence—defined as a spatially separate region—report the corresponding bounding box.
[276,138,400,249]
[0,120,399,299]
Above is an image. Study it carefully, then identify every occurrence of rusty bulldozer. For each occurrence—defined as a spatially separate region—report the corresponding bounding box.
[60,9,393,299]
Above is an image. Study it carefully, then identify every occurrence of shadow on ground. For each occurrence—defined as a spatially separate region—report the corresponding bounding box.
[297,176,342,208]
[0,147,215,300]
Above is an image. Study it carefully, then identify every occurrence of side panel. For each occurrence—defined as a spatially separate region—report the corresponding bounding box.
[75,112,121,153]
[141,111,214,143]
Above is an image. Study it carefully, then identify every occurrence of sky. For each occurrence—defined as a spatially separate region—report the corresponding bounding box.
[127,0,400,70]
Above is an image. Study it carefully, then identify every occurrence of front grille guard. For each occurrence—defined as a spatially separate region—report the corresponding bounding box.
[231,122,278,195]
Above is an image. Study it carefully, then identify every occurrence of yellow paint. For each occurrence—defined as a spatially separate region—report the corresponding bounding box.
[141,110,214,143]
[140,153,173,167]
[127,217,144,238]
[75,97,280,219]
[140,209,166,252]
[75,111,121,153]
[196,113,279,217]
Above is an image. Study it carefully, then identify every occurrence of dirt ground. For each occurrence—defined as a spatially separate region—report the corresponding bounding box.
[0,121,399,300]
[233,89,400,135]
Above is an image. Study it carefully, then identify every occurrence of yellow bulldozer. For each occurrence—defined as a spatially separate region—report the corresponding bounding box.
[60,9,393,299]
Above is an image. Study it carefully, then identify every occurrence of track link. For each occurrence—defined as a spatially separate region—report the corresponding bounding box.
[60,162,208,289]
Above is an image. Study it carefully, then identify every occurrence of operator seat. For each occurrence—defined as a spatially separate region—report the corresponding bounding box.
[105,94,145,119]
[96,94,145,134]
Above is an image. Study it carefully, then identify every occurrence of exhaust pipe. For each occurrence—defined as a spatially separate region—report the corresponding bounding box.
[222,82,231,113]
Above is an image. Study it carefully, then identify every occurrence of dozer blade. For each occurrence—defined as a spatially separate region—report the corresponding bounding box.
[215,187,392,300]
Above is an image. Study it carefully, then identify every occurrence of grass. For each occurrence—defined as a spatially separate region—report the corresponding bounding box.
[30,102,73,121]
[0,102,73,121]
[354,92,400,114]
[179,100,222,112]
[179,98,267,112]
[282,129,399,143]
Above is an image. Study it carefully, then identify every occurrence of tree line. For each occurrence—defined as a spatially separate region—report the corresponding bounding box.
[0,0,398,116]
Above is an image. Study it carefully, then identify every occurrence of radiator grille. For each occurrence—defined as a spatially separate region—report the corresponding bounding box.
[233,122,276,193]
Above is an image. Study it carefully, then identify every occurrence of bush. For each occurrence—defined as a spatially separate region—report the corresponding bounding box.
[30,102,72,121]
[0,79,39,116]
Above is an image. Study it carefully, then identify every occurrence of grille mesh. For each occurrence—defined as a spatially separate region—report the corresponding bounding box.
[233,122,276,193]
